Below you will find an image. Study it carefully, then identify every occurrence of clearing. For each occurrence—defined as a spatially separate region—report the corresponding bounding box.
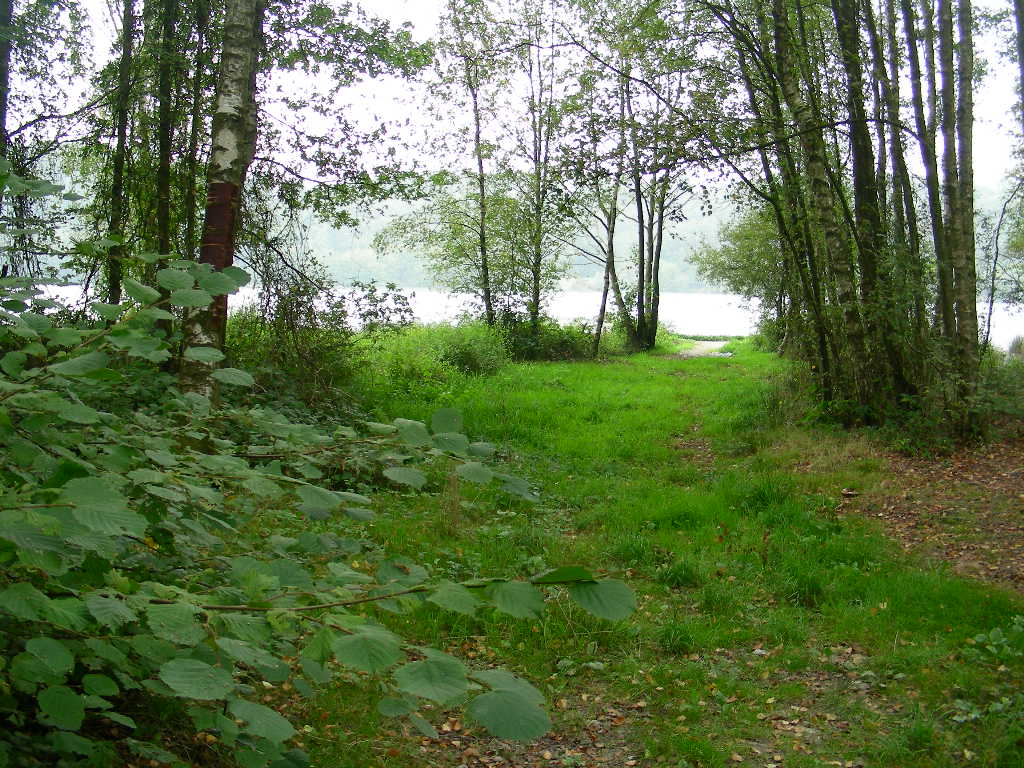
[307,339,1023,768]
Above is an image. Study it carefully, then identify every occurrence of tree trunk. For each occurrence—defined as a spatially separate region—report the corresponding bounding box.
[469,73,495,326]
[953,0,979,407]
[0,0,13,163]
[156,0,179,257]
[1015,0,1024,123]
[107,0,136,305]
[901,0,956,339]
[773,0,868,402]
[181,0,265,393]
[183,0,209,262]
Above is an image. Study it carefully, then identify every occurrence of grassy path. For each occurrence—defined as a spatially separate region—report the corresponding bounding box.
[312,341,1024,768]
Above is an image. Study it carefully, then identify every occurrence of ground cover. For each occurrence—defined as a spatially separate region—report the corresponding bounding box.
[308,339,1024,768]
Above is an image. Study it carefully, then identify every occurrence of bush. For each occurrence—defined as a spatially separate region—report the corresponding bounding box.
[498,314,595,361]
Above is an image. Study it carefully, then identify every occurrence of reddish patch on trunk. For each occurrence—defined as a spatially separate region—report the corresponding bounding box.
[200,181,239,344]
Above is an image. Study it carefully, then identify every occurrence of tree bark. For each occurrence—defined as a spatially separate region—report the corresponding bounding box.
[773,0,868,401]
[156,0,179,257]
[182,0,265,393]
[107,0,136,305]
[902,0,956,339]
[469,76,495,326]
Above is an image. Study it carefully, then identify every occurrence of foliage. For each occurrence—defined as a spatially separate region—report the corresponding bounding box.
[0,180,634,767]
[373,173,569,319]
[225,279,413,401]
[498,314,595,361]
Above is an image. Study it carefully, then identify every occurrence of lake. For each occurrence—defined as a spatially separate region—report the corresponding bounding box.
[405,289,1024,350]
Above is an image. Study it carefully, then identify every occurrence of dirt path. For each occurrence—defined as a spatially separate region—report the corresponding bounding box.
[852,424,1024,593]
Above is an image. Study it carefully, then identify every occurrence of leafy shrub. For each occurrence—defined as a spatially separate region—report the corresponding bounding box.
[226,280,413,404]
[498,315,594,361]
[0,173,635,766]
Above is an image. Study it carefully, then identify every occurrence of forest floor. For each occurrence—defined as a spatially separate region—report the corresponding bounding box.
[307,338,1024,768]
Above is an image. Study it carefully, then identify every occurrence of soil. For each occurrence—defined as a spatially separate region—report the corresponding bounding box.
[851,420,1024,593]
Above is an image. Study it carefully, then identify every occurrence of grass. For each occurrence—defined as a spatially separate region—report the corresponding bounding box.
[305,338,1024,767]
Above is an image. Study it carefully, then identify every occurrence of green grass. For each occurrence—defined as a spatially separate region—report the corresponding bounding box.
[307,339,1024,768]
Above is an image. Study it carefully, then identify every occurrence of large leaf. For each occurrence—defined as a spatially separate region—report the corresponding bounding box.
[394,418,431,447]
[197,272,240,296]
[383,466,427,490]
[427,581,481,615]
[332,628,402,673]
[228,698,295,745]
[295,484,341,519]
[433,432,470,454]
[430,408,463,434]
[146,603,205,645]
[169,289,213,308]
[155,268,194,291]
[85,594,138,629]
[60,477,147,538]
[159,659,234,700]
[392,650,468,703]
[48,351,109,377]
[490,581,545,619]
[183,346,226,364]
[467,688,550,741]
[455,461,494,484]
[567,580,635,621]
[211,368,255,387]
[26,637,75,677]
[123,279,161,304]
[37,685,85,731]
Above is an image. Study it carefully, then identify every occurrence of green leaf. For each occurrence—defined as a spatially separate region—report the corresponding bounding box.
[455,462,493,484]
[468,441,496,458]
[530,566,594,584]
[377,696,416,717]
[91,302,126,321]
[169,289,213,308]
[430,408,462,434]
[82,674,119,697]
[211,368,255,387]
[427,581,481,615]
[216,638,283,673]
[123,279,161,304]
[332,628,402,673]
[85,594,138,629]
[228,698,295,745]
[60,477,147,538]
[567,580,635,621]
[383,466,427,490]
[0,585,49,622]
[393,650,468,703]
[433,432,470,454]
[394,418,431,447]
[467,689,550,741]
[54,400,100,425]
[472,669,545,704]
[197,272,240,296]
[26,637,75,677]
[156,269,194,291]
[409,712,438,739]
[159,659,234,700]
[295,484,341,519]
[183,346,226,364]
[146,603,205,645]
[38,685,85,731]
[222,266,251,287]
[490,581,545,619]
[49,351,110,377]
